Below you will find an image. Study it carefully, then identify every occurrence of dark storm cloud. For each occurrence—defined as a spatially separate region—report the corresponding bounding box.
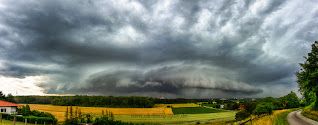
[0,0,317,98]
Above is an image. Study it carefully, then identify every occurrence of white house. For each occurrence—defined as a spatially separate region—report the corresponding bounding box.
[0,100,22,114]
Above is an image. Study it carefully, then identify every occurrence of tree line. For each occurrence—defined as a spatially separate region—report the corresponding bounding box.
[51,96,155,108]
[235,91,300,120]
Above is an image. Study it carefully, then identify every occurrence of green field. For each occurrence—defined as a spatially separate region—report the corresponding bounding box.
[113,111,236,125]
[0,119,37,125]
[172,107,224,114]
[201,104,217,107]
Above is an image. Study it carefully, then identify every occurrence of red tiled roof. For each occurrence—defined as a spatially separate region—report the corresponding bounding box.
[0,100,22,107]
[238,105,244,109]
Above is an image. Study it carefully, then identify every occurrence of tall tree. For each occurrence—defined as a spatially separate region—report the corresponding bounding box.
[296,41,318,110]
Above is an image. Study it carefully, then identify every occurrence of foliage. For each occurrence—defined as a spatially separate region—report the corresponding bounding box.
[14,96,58,104]
[253,102,273,115]
[51,96,155,108]
[278,91,300,109]
[1,113,57,124]
[258,97,283,110]
[296,41,318,110]
[244,101,257,114]
[18,104,56,120]
[235,109,250,120]
[172,107,224,114]
[225,103,239,110]
[64,106,136,125]
[0,91,15,102]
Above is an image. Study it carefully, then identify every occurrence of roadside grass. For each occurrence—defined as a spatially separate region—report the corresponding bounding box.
[274,108,299,125]
[0,119,36,125]
[172,107,225,114]
[153,103,200,108]
[301,103,318,121]
[233,109,297,125]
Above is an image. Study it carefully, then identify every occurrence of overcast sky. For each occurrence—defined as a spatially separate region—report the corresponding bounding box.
[0,0,317,98]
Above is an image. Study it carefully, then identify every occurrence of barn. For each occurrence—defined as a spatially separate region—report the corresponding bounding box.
[0,100,22,114]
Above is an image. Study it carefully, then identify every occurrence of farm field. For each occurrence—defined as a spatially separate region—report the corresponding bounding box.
[114,111,236,125]
[153,103,200,108]
[172,107,225,114]
[26,104,236,124]
[27,104,173,122]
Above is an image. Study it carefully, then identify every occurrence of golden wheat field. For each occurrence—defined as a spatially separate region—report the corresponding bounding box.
[153,103,200,108]
[27,104,174,122]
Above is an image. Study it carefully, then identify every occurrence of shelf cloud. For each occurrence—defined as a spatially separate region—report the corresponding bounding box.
[0,0,317,98]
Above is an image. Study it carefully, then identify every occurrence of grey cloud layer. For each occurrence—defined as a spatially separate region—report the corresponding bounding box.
[0,0,317,98]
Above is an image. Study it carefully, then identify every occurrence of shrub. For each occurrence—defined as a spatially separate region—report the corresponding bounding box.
[235,109,250,120]
[253,102,273,115]
[244,101,257,114]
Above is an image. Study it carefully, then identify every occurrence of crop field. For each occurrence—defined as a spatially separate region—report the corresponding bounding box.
[153,103,200,108]
[172,107,225,114]
[27,104,173,122]
[114,111,236,125]
[26,104,236,124]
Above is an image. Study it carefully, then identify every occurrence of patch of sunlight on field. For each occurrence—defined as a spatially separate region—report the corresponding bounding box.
[114,111,237,125]
[234,109,290,125]
[27,104,174,122]
[153,103,200,108]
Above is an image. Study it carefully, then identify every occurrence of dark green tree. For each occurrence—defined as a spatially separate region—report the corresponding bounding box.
[296,41,318,110]
[0,91,5,100]
[6,93,15,102]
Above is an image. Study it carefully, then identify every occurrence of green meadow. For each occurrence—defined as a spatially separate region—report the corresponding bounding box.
[113,111,236,125]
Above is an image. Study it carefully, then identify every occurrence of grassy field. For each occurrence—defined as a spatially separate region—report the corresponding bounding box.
[113,112,236,125]
[0,119,36,125]
[172,107,224,114]
[27,104,174,122]
[201,104,217,107]
[153,103,200,108]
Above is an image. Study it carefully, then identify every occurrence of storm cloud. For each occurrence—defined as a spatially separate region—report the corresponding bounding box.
[0,0,317,98]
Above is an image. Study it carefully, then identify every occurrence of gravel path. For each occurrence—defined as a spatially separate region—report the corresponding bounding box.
[287,109,318,125]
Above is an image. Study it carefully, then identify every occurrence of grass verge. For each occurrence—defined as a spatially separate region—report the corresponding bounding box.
[274,108,298,125]
[172,107,225,114]
[301,103,318,121]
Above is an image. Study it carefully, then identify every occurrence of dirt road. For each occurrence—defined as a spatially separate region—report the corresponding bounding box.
[287,109,318,125]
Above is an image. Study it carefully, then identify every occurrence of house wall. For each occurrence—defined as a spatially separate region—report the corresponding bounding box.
[0,107,17,114]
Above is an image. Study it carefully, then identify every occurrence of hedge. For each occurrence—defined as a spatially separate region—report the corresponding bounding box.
[0,113,57,124]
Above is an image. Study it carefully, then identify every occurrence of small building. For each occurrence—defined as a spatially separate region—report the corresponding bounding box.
[238,105,244,110]
[220,105,224,109]
[0,100,22,114]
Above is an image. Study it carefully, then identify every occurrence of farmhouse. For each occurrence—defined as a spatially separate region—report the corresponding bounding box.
[0,100,22,114]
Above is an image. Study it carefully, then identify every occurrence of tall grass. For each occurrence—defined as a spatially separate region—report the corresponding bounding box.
[301,102,318,121]
[233,109,296,125]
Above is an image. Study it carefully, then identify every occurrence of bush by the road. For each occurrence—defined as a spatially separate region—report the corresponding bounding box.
[253,102,273,115]
[235,109,250,120]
